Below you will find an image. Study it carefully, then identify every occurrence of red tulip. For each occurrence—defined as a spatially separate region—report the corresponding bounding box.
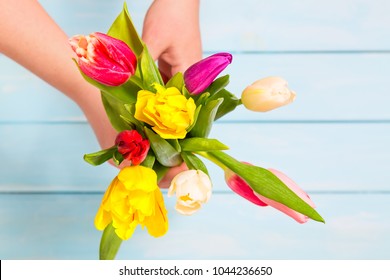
[115,130,150,165]
[225,165,315,223]
[184,52,232,94]
[69,32,137,86]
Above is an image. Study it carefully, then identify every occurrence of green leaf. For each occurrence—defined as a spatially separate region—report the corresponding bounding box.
[180,138,229,152]
[193,92,210,107]
[206,75,230,95]
[101,93,134,131]
[119,115,138,131]
[166,72,184,90]
[182,85,191,99]
[122,104,144,130]
[189,98,223,138]
[107,3,143,56]
[167,139,181,152]
[209,89,241,120]
[112,150,124,166]
[141,153,156,168]
[186,104,202,133]
[139,46,163,89]
[83,146,116,166]
[144,127,183,167]
[205,151,325,223]
[99,223,122,260]
[181,152,209,176]
[153,161,170,183]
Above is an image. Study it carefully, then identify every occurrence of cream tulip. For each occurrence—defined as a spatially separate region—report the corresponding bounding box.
[168,170,212,215]
[241,76,296,112]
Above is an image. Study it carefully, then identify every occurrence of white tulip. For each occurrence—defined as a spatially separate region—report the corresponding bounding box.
[168,170,212,215]
[241,76,296,112]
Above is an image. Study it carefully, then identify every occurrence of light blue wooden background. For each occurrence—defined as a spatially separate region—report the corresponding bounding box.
[1,0,390,259]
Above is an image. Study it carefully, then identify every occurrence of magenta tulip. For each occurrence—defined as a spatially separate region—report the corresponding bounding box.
[225,165,315,223]
[184,52,232,94]
[69,32,137,86]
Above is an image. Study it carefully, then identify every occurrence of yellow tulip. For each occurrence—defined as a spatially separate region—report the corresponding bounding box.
[135,84,196,139]
[94,165,168,240]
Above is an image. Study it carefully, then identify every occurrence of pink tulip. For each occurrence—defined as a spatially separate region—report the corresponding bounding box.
[69,32,137,86]
[225,168,267,206]
[184,52,232,94]
[225,166,315,223]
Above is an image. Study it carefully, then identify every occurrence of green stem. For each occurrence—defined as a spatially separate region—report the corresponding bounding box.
[195,151,227,171]
[99,223,123,260]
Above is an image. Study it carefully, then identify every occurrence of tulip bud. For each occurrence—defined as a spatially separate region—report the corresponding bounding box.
[224,168,267,206]
[184,52,232,94]
[254,169,315,223]
[69,32,137,86]
[241,76,296,112]
[115,130,150,165]
[224,164,315,223]
[168,170,212,215]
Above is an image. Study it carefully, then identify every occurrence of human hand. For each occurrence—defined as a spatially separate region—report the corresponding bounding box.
[142,0,202,79]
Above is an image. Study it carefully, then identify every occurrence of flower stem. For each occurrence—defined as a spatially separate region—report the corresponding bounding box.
[99,223,122,260]
[196,151,227,171]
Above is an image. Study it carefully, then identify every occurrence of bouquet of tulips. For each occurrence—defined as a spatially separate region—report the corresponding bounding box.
[70,3,324,259]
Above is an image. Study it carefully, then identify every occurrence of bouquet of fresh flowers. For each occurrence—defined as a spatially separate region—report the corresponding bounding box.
[69,3,324,260]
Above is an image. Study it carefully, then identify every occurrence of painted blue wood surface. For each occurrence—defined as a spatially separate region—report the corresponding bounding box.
[1,193,389,259]
[1,122,390,192]
[2,53,390,121]
[1,0,390,259]
[38,0,390,51]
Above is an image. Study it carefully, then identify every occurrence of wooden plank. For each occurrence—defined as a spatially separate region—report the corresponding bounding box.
[1,192,389,259]
[0,123,117,192]
[38,0,390,51]
[219,53,390,121]
[2,53,390,121]
[1,123,389,192]
[200,0,390,51]
[210,122,390,192]
[0,57,83,122]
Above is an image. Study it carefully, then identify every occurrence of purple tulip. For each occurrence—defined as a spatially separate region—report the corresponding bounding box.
[184,52,232,94]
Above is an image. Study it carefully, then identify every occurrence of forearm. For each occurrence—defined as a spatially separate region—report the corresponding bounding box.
[0,0,116,149]
[1,0,79,101]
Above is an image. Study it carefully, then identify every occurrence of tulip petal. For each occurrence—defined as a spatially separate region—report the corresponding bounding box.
[168,170,212,215]
[184,52,232,94]
[225,168,268,207]
[253,169,315,223]
[241,76,296,112]
[69,32,137,86]
[94,166,169,241]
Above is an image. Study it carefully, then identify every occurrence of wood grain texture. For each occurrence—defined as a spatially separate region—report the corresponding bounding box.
[0,0,389,259]
[1,193,389,259]
[2,53,390,121]
[38,0,390,51]
[1,122,389,192]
